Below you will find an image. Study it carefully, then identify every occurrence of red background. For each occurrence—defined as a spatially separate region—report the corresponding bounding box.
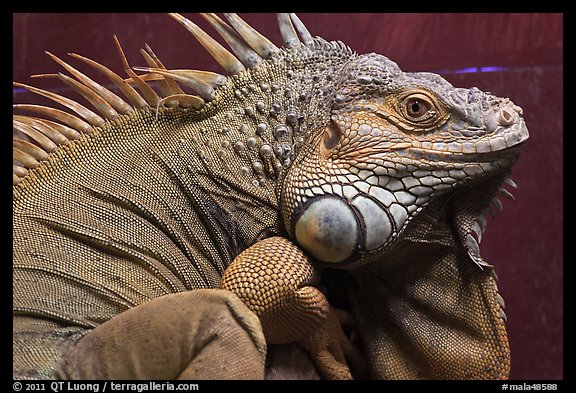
[13,13,563,380]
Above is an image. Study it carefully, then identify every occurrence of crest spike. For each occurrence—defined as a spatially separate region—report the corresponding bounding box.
[54,72,119,120]
[13,164,29,178]
[133,67,219,101]
[200,13,262,68]
[139,48,179,108]
[169,13,246,75]
[13,115,70,145]
[13,104,93,134]
[68,52,146,109]
[13,148,40,169]
[13,139,50,161]
[18,116,81,141]
[45,51,132,115]
[13,120,57,153]
[277,13,300,47]
[289,13,313,45]
[13,81,105,127]
[223,13,279,59]
[113,35,160,107]
[142,44,185,98]
[158,94,205,110]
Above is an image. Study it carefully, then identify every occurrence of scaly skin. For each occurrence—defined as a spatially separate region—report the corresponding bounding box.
[13,13,527,379]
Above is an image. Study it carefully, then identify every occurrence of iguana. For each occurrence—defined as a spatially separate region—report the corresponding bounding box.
[13,13,529,380]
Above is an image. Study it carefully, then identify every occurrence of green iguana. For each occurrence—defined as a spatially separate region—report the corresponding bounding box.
[13,13,528,380]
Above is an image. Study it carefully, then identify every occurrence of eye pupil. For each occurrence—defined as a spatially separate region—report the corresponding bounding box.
[407,98,428,117]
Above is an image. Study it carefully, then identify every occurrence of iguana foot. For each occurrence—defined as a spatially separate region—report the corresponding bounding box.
[221,236,362,379]
[56,289,266,379]
[221,236,329,344]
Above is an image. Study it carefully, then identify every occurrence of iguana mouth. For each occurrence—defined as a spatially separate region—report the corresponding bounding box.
[409,142,527,169]
[345,113,528,168]
[409,117,528,163]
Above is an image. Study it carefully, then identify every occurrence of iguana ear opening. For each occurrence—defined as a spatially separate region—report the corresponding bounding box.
[320,120,342,157]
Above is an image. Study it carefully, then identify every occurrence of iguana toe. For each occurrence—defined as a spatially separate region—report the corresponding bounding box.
[298,307,363,380]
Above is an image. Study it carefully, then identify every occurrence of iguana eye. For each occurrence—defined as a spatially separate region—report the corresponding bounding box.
[399,93,438,124]
[406,97,429,118]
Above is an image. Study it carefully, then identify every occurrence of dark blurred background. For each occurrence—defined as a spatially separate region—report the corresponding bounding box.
[13,13,563,380]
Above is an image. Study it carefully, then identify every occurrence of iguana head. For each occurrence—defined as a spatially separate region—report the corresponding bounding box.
[281,52,529,267]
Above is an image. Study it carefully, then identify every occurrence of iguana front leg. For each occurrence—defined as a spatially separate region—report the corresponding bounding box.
[221,236,355,380]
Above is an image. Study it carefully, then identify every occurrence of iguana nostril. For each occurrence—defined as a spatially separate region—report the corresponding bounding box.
[498,107,516,126]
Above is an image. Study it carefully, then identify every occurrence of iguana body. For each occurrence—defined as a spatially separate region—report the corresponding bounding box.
[13,13,528,380]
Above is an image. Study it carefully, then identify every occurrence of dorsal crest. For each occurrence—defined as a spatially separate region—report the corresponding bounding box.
[12,13,323,185]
